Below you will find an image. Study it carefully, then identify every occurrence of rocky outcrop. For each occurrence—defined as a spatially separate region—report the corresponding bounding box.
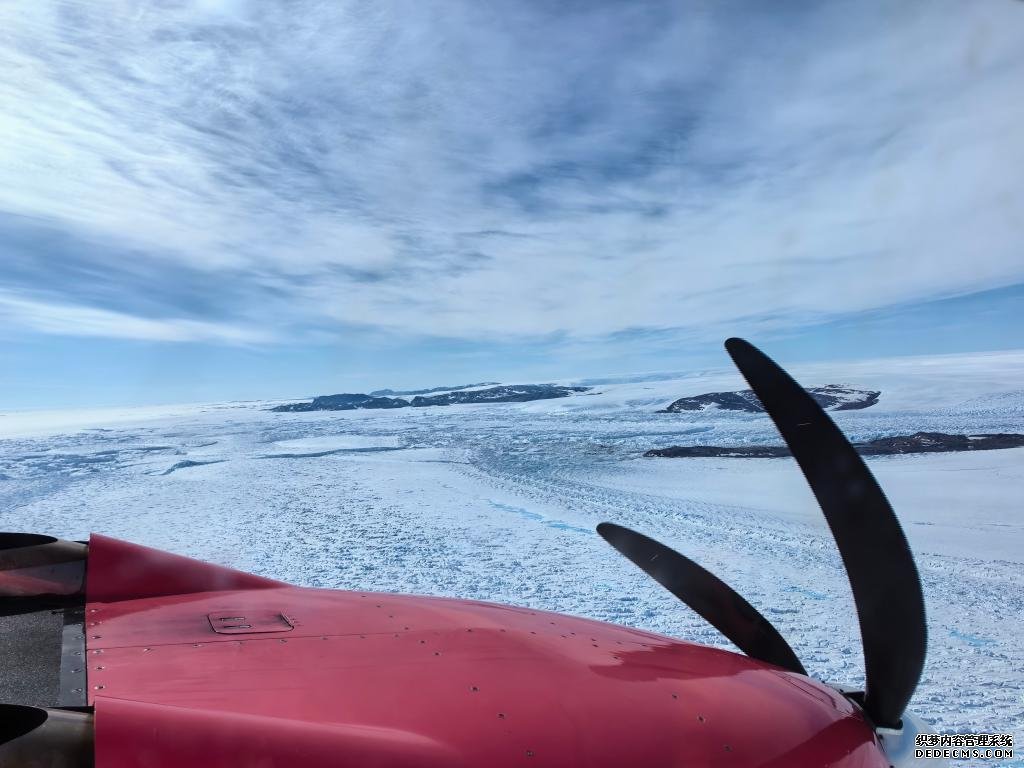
[645,445,791,458]
[644,432,1024,458]
[662,384,880,413]
[271,394,408,412]
[271,384,589,412]
[410,385,588,407]
[855,432,1024,455]
[370,382,499,397]
[663,390,762,413]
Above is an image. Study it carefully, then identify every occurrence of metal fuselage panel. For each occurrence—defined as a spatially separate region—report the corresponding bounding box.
[83,585,885,767]
[80,534,887,767]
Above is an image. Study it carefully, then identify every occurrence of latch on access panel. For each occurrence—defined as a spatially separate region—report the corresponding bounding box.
[208,611,294,634]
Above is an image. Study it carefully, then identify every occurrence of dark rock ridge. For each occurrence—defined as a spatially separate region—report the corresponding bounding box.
[646,445,792,458]
[319,394,408,410]
[370,382,499,397]
[410,384,589,406]
[271,393,413,412]
[644,432,1024,458]
[271,384,589,412]
[662,384,880,413]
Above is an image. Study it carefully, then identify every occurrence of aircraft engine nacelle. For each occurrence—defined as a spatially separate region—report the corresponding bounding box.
[0,705,93,768]
[0,533,87,599]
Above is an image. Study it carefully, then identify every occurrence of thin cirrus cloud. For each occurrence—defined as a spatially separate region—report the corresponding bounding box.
[0,290,273,344]
[0,0,1022,346]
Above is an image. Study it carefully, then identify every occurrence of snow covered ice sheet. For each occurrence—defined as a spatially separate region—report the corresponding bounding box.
[1,350,1022,737]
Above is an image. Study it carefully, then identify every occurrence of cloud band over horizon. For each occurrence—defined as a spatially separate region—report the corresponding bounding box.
[0,0,1022,352]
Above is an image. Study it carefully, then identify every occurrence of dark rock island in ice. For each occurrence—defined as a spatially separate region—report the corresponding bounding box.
[272,384,589,412]
[645,432,1024,458]
[661,384,880,413]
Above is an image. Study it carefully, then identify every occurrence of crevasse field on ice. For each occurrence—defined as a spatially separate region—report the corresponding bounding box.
[1,349,1022,737]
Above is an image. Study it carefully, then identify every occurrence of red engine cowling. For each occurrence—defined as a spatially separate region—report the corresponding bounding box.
[2,533,892,767]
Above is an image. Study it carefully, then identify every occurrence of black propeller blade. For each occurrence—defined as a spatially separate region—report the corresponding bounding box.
[725,337,926,728]
[596,522,807,675]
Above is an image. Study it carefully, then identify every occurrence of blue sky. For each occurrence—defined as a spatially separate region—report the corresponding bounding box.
[1,0,1022,408]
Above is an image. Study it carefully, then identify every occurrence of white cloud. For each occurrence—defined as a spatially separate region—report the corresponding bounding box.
[0,1,1021,343]
[0,291,272,344]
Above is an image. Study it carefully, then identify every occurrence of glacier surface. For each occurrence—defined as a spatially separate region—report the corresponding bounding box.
[1,350,1022,736]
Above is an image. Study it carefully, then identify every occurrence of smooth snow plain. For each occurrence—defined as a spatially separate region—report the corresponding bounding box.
[1,349,1022,739]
